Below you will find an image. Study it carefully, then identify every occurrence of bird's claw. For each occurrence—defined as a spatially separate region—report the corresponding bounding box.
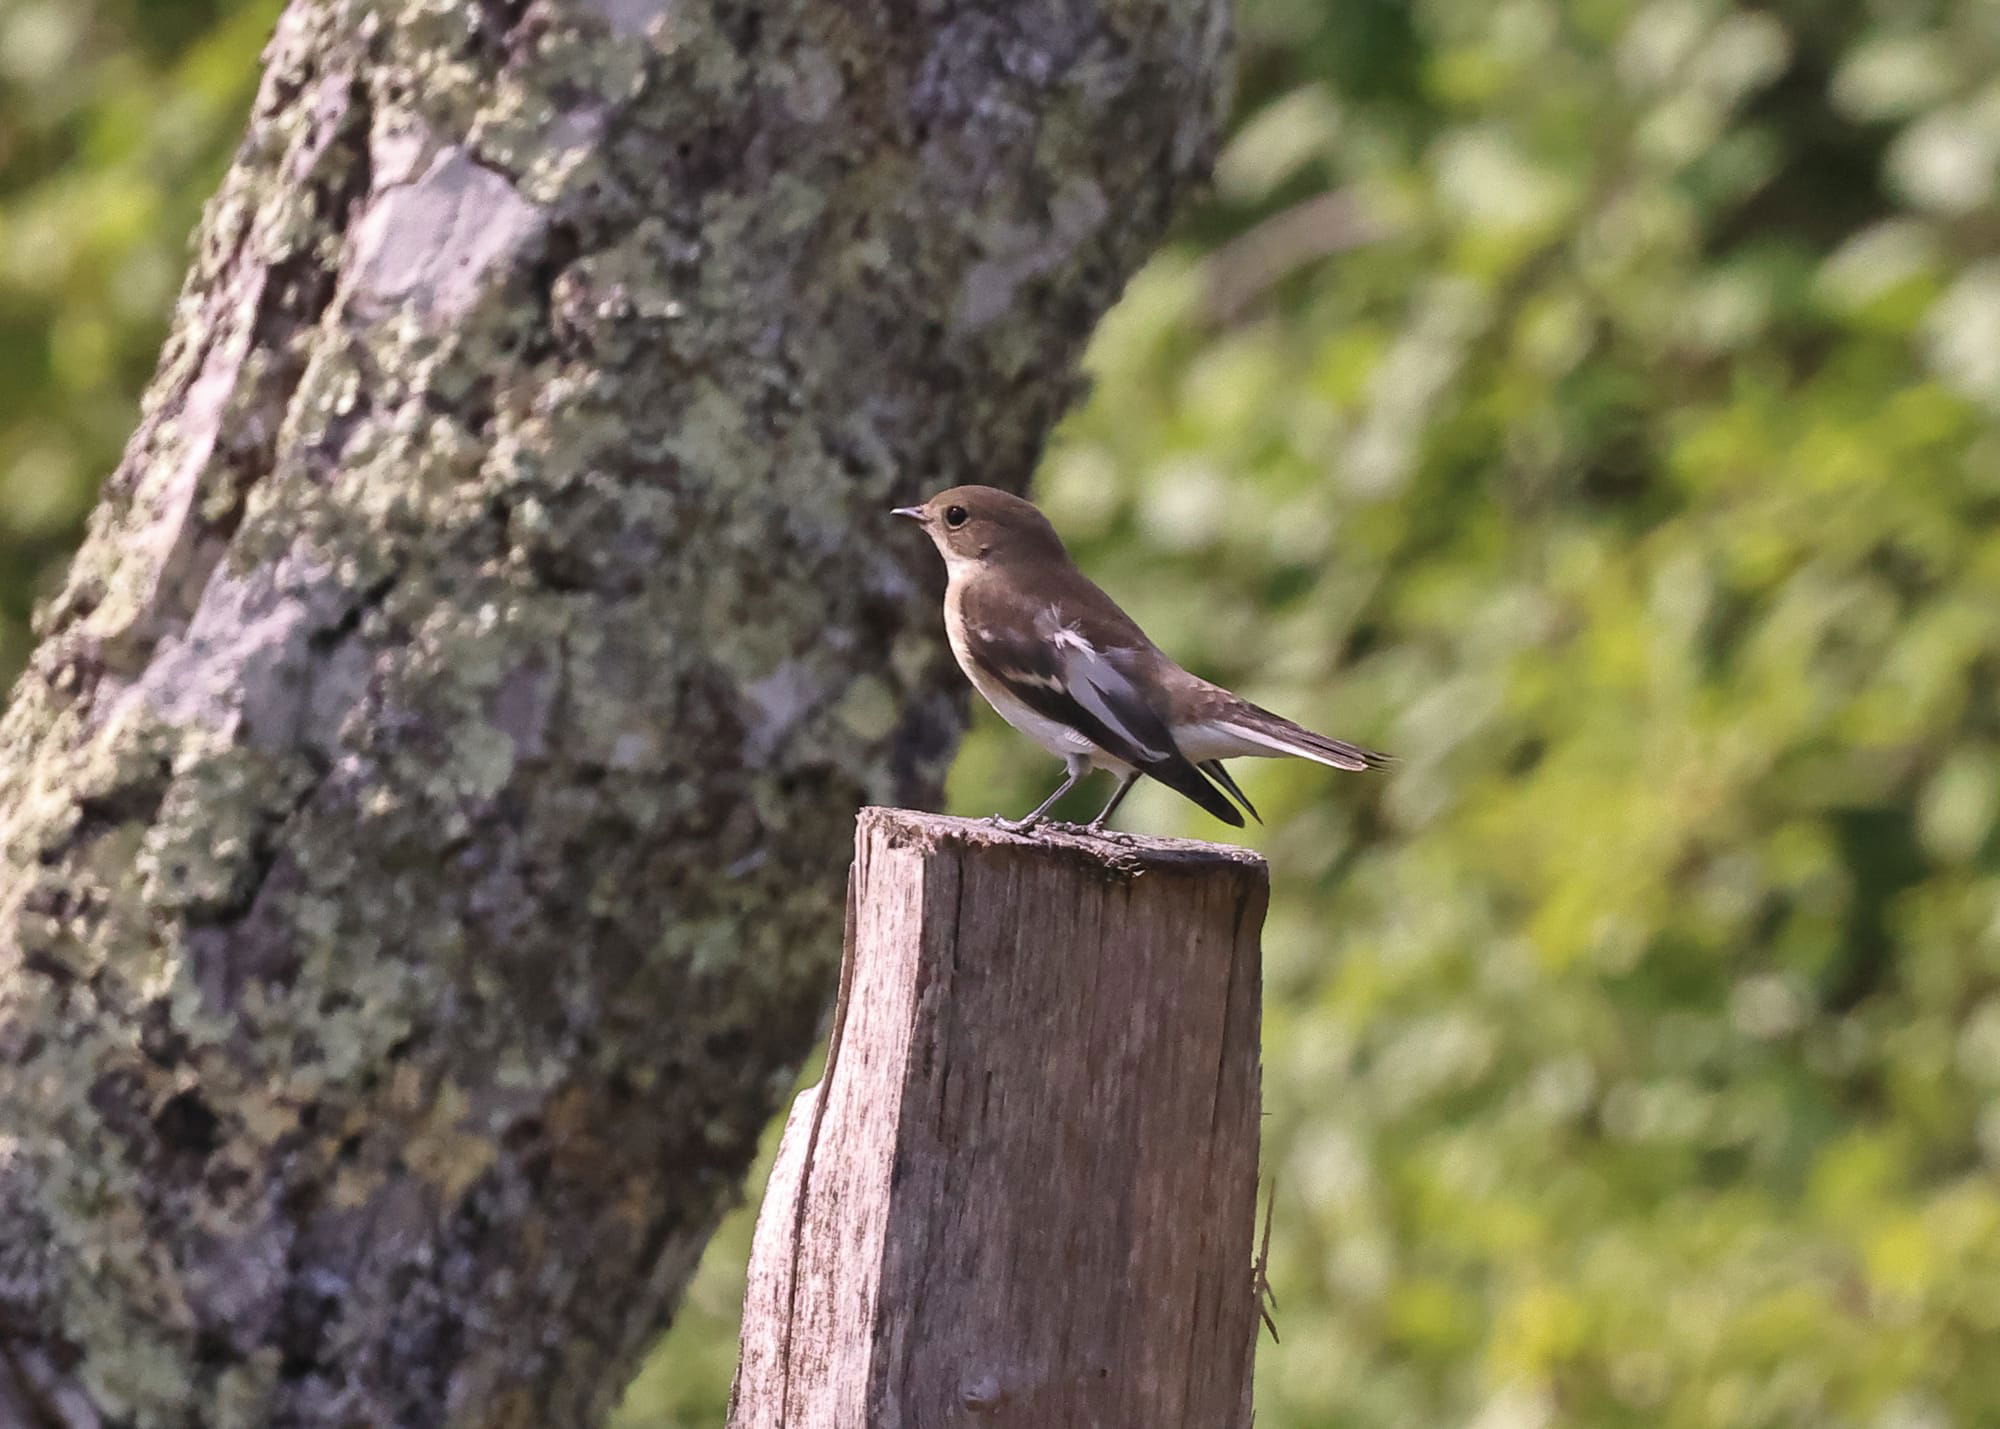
[987,814,1042,835]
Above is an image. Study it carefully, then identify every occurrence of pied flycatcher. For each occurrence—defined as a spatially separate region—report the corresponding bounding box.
[895,485,1389,833]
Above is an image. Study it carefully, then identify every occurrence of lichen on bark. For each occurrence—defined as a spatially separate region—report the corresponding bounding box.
[0,0,1231,1423]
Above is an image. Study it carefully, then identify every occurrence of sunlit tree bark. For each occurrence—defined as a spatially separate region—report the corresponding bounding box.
[0,0,1230,1423]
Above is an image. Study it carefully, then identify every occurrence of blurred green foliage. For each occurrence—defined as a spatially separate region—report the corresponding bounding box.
[8,1,2000,1426]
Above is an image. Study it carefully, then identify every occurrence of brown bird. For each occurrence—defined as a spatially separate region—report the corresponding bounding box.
[894,485,1389,833]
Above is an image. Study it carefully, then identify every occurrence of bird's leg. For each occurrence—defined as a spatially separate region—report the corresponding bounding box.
[995,756,1090,834]
[1083,771,1140,833]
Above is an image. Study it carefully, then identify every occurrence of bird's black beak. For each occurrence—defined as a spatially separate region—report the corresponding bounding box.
[890,506,924,522]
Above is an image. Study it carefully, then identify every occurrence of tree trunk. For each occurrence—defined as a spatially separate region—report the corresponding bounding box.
[0,1,1231,1425]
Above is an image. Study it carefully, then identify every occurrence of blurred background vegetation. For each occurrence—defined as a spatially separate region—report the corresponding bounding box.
[7,0,2000,1424]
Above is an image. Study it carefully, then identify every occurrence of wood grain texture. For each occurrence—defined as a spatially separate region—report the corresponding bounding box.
[732,807,1267,1429]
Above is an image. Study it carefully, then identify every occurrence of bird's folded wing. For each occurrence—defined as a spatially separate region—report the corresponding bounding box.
[1047,626,1180,764]
[962,619,1172,768]
[961,611,1244,826]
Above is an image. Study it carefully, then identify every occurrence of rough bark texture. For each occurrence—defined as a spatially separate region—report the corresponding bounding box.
[730,809,1265,1429]
[0,1,1231,1424]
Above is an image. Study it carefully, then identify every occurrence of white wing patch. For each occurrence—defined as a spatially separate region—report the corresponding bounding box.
[1040,611,1170,763]
[1046,623,1091,656]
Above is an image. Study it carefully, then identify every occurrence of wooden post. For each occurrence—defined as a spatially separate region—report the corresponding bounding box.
[729,807,1268,1429]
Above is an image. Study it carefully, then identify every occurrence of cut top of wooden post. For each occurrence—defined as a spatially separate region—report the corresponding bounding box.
[731,807,1269,1429]
[854,805,1271,875]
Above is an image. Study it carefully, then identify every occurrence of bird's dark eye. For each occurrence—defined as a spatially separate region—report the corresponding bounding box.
[944,505,969,529]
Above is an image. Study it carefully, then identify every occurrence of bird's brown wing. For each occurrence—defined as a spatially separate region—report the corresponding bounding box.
[959,575,1244,827]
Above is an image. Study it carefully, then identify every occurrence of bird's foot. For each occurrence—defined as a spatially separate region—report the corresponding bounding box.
[1081,824,1140,842]
[988,813,1044,835]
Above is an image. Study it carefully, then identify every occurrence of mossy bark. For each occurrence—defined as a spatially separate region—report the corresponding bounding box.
[0,0,1230,1424]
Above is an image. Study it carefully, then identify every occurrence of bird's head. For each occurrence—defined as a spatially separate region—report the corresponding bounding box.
[891,485,1067,571]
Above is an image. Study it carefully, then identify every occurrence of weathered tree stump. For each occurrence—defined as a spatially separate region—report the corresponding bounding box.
[730,806,1267,1429]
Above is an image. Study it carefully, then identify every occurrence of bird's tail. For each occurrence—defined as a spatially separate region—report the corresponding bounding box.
[1212,700,1392,772]
[1201,760,1262,824]
[1145,753,1246,828]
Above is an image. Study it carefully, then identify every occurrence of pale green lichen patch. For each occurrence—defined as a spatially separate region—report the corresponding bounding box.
[834,675,902,743]
[139,746,310,920]
[579,0,669,42]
